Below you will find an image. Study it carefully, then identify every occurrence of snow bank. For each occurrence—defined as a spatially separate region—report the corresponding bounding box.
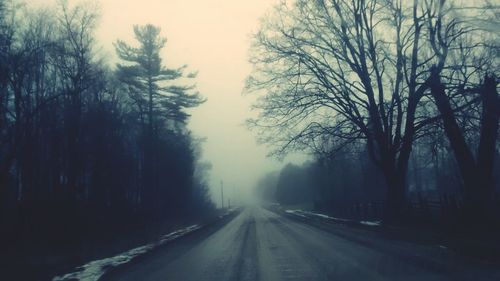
[53,224,201,281]
[219,208,238,219]
[303,211,351,222]
[285,209,382,227]
[360,220,382,226]
[285,210,307,218]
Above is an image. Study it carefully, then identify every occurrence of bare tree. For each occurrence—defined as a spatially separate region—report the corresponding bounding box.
[246,0,454,220]
[424,0,500,219]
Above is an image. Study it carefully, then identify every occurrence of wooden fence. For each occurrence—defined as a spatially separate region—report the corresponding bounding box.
[314,193,500,224]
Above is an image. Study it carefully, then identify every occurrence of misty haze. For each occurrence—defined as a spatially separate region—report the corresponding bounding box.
[0,0,499,280]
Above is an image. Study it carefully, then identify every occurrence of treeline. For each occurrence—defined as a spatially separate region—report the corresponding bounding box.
[257,150,384,207]
[257,141,500,213]
[0,0,213,277]
[248,0,499,224]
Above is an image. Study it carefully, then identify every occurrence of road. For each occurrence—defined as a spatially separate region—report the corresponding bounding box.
[104,206,500,281]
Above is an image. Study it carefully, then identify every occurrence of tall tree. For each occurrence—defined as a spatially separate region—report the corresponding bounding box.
[55,0,101,198]
[114,24,204,212]
[114,24,204,132]
[423,1,499,219]
[246,0,450,221]
[0,0,13,190]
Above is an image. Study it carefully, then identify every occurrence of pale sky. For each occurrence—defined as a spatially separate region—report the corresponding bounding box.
[29,0,306,205]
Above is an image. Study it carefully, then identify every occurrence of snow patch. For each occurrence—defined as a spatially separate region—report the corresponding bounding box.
[285,210,307,218]
[52,224,201,281]
[285,209,382,227]
[360,220,382,226]
[309,212,334,219]
[304,211,351,222]
[219,208,237,219]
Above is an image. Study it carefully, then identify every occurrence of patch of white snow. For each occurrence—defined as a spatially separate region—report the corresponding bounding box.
[52,224,201,281]
[285,210,307,218]
[360,220,382,226]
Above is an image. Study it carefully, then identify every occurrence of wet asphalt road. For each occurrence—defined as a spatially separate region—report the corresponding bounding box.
[104,206,500,281]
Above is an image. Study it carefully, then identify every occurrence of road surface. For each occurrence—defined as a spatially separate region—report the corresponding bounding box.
[104,206,500,281]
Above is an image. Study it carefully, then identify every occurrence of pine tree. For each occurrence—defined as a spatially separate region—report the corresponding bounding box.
[115,24,204,132]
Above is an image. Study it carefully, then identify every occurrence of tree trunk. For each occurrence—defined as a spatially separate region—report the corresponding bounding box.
[430,73,499,222]
[475,75,499,218]
[380,156,408,224]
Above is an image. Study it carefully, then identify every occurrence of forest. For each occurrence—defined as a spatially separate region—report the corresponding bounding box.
[0,0,213,278]
[249,0,499,226]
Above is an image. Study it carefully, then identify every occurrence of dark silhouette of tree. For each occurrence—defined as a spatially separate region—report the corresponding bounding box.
[0,0,13,192]
[420,1,499,220]
[246,0,498,222]
[254,170,279,202]
[114,24,204,129]
[246,0,445,221]
[430,74,498,220]
[275,163,312,205]
[0,2,213,279]
[260,147,385,211]
[114,24,205,214]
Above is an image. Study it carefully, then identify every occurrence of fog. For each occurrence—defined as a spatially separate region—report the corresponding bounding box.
[98,0,307,205]
[2,1,500,280]
[31,0,306,205]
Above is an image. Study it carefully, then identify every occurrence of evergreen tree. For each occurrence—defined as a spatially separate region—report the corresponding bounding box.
[114,24,204,132]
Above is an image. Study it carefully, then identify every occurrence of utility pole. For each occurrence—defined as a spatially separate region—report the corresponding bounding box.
[233,184,236,207]
[220,180,224,209]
